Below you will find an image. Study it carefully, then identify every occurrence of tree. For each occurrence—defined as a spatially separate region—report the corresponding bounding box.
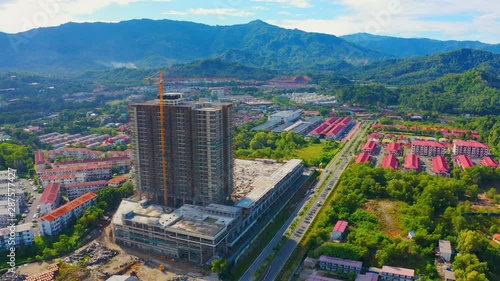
[211,258,229,275]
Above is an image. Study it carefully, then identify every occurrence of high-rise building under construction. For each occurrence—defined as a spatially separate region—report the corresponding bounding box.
[129,93,234,207]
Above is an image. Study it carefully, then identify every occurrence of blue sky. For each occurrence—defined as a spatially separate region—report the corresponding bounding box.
[0,0,499,43]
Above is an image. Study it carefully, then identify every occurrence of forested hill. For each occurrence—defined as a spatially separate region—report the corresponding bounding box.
[339,49,500,85]
[399,70,500,115]
[0,19,386,73]
[79,59,281,85]
[340,33,500,57]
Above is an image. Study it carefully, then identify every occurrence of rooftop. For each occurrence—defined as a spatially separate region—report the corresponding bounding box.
[109,176,129,185]
[39,192,97,222]
[235,159,302,209]
[65,180,109,189]
[381,265,415,277]
[412,140,446,147]
[481,157,498,168]
[333,220,348,233]
[381,154,398,170]
[307,275,343,281]
[355,152,371,164]
[270,109,302,118]
[0,223,33,236]
[233,159,285,202]
[439,240,452,254]
[113,200,238,239]
[39,182,61,205]
[319,255,361,268]
[362,140,377,152]
[433,156,450,174]
[455,155,474,169]
[453,140,489,149]
[386,142,401,154]
[404,154,420,170]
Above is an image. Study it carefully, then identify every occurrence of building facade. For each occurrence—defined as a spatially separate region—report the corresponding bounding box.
[318,255,362,274]
[452,140,489,158]
[112,200,241,264]
[411,140,446,156]
[0,223,34,251]
[65,180,109,200]
[130,94,234,207]
[39,182,61,215]
[38,192,97,236]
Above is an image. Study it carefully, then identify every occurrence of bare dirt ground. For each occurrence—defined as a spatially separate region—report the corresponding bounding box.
[365,200,402,238]
[16,224,218,281]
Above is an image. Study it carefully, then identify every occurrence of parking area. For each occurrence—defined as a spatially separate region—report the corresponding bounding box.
[18,178,43,227]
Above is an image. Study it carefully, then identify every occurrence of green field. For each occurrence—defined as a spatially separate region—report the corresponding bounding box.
[294,144,324,162]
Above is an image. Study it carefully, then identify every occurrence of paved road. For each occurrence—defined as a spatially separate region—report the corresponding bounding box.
[260,122,372,281]
[19,179,42,225]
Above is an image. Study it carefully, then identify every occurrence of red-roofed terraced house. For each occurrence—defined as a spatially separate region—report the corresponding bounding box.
[381,154,399,170]
[39,182,61,215]
[331,220,348,240]
[34,151,46,171]
[411,140,446,156]
[433,156,450,176]
[453,140,490,158]
[355,152,372,164]
[455,155,475,170]
[65,180,109,200]
[404,154,421,171]
[385,142,402,156]
[108,176,129,187]
[38,192,97,237]
[481,157,498,168]
[362,140,378,155]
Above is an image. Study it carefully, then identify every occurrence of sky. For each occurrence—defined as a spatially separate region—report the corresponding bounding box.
[0,0,499,43]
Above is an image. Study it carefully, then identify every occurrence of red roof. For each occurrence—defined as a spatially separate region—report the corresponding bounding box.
[381,154,398,170]
[362,140,377,152]
[53,156,129,167]
[65,180,109,189]
[39,182,60,205]
[386,142,401,154]
[481,157,498,168]
[40,173,80,181]
[433,156,450,174]
[108,176,128,185]
[311,117,352,137]
[35,151,45,165]
[333,220,348,233]
[493,233,500,240]
[39,192,97,222]
[453,140,489,149]
[412,140,445,147]
[455,155,474,169]
[39,163,112,174]
[404,154,420,170]
[355,152,371,164]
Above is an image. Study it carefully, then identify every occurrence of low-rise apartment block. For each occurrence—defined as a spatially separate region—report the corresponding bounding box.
[355,152,372,164]
[454,155,474,170]
[39,182,61,215]
[481,156,498,168]
[318,255,362,274]
[403,154,420,171]
[411,140,446,156]
[0,223,34,251]
[65,180,109,200]
[380,265,415,281]
[38,192,97,237]
[385,142,402,156]
[361,140,378,155]
[452,140,489,158]
[381,155,398,170]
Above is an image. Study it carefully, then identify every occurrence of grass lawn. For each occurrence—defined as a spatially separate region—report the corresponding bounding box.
[294,144,324,162]
[106,100,124,106]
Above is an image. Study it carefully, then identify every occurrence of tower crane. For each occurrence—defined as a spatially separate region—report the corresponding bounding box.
[144,71,168,205]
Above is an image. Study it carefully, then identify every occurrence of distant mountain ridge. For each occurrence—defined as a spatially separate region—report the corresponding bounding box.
[340,33,500,58]
[0,19,387,73]
[339,49,500,85]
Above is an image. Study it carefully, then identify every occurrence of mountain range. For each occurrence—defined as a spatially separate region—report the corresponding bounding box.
[340,33,500,58]
[0,18,499,79]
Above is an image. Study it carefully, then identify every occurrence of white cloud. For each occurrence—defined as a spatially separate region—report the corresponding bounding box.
[271,0,500,43]
[250,0,312,8]
[188,8,255,17]
[162,10,188,16]
[0,0,171,33]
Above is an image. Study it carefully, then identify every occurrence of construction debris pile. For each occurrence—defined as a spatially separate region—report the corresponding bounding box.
[64,242,118,267]
[24,263,59,281]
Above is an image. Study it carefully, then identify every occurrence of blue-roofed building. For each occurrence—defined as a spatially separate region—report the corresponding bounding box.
[272,122,295,133]
[252,120,281,131]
